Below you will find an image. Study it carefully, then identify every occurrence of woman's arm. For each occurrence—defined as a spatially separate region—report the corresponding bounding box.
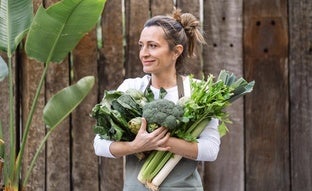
[163,118,220,161]
[94,118,170,158]
[163,137,198,160]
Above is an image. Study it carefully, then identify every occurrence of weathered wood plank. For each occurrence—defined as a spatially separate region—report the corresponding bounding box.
[20,47,46,191]
[99,0,125,92]
[244,0,289,190]
[45,65,70,191]
[43,0,71,190]
[150,0,174,16]
[202,1,244,191]
[98,0,124,190]
[124,0,149,78]
[288,0,312,190]
[71,30,99,191]
[20,1,46,190]
[45,66,70,191]
[203,0,243,76]
[176,0,202,78]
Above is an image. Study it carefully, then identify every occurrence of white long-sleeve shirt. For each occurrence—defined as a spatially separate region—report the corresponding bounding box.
[93,75,220,161]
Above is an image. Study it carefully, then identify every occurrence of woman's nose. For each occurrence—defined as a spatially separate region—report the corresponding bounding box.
[140,46,149,57]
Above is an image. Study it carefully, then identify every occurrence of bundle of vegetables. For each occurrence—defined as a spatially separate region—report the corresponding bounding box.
[91,88,147,142]
[90,70,254,190]
[91,86,188,160]
[137,70,255,190]
[91,88,188,140]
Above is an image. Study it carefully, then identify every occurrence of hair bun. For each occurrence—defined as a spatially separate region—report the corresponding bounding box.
[166,8,206,57]
[171,8,183,25]
[171,8,199,36]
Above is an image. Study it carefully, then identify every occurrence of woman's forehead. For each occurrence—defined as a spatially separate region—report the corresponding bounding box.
[139,26,166,43]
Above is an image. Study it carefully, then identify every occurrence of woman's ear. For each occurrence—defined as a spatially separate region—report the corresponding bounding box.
[174,44,183,57]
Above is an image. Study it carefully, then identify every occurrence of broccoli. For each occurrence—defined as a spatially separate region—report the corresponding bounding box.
[142,99,187,132]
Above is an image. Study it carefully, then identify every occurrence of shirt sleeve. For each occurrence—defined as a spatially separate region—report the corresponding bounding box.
[93,134,116,158]
[196,118,221,161]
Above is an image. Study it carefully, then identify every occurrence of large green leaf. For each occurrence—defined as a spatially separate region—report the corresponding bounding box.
[25,0,106,63]
[0,56,8,81]
[0,0,33,56]
[43,76,95,129]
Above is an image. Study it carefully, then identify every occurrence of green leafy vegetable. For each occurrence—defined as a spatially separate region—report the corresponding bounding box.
[90,89,146,141]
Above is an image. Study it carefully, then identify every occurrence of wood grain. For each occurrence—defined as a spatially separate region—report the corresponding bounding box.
[203,1,244,191]
[71,29,99,191]
[44,0,71,189]
[124,0,149,78]
[98,0,124,190]
[288,0,312,190]
[244,0,289,190]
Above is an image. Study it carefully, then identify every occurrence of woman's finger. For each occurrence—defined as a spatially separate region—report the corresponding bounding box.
[138,118,147,133]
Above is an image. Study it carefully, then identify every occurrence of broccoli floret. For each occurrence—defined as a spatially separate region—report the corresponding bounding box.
[142,99,185,132]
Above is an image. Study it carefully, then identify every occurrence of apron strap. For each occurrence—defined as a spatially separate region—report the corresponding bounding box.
[177,75,184,99]
[144,75,184,99]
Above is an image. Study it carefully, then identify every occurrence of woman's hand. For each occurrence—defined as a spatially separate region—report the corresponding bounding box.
[130,118,170,153]
[109,118,170,158]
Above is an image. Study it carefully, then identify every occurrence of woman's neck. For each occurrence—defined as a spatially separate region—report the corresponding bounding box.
[151,73,177,89]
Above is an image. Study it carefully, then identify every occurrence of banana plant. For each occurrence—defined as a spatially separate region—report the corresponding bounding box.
[0,0,106,190]
[0,0,33,189]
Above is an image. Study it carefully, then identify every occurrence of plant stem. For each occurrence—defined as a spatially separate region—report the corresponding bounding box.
[8,55,16,185]
[22,129,52,187]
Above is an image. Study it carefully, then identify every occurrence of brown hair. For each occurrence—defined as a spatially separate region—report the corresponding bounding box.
[143,8,206,67]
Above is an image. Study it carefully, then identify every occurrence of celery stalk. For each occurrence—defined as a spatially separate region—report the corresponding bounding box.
[137,151,173,183]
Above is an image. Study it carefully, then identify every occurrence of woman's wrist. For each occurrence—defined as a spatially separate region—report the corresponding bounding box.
[110,141,137,158]
[164,137,198,160]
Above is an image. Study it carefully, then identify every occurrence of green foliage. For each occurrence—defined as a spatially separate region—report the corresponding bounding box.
[43,76,95,129]
[0,0,33,56]
[25,0,105,63]
[0,0,107,189]
[0,56,8,81]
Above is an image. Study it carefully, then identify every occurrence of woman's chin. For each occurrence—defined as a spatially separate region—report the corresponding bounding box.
[142,67,153,74]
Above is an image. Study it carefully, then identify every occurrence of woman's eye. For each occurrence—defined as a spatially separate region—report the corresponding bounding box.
[149,44,157,49]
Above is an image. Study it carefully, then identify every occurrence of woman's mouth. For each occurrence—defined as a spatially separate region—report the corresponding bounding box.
[142,60,155,66]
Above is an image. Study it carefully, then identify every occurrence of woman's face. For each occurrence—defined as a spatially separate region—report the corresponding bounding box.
[138,26,178,75]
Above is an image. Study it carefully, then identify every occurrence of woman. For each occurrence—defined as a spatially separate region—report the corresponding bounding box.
[94,8,221,191]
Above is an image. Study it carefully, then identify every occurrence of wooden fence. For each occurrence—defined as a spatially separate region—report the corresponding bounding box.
[0,0,311,190]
